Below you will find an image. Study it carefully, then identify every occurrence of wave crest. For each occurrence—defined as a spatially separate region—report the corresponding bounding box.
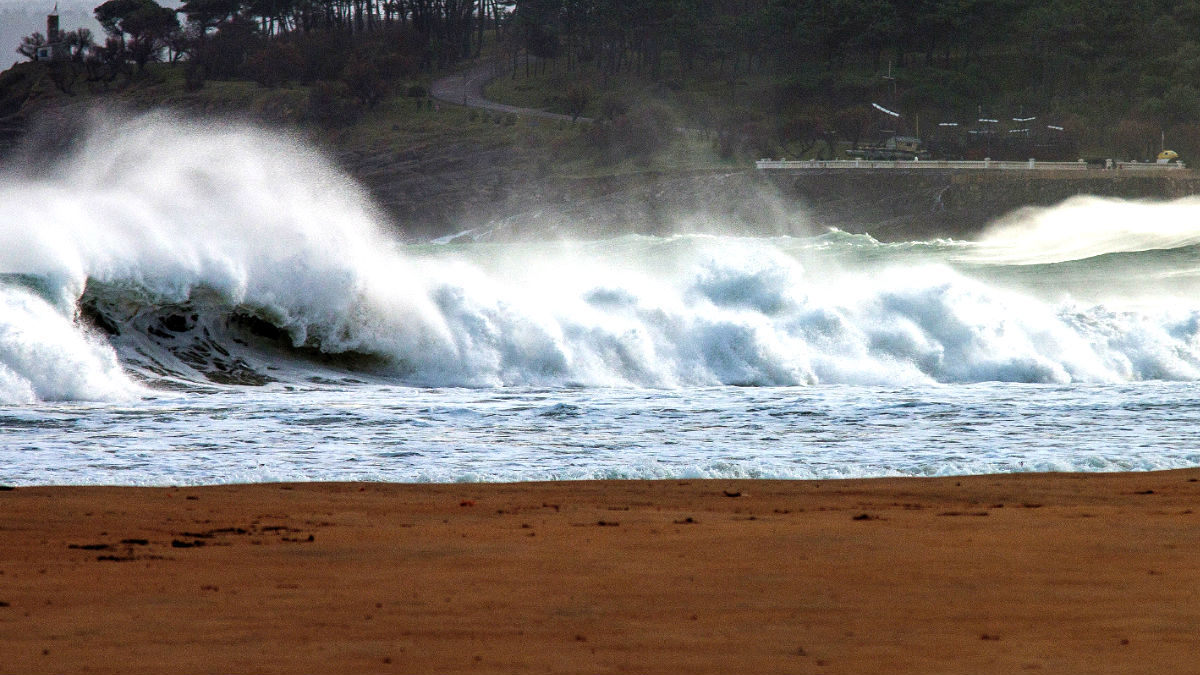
[7,115,1200,400]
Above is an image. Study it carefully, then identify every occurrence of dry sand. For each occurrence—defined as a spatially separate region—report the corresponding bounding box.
[2,471,1200,674]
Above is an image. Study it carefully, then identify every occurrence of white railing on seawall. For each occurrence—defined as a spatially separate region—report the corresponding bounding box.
[755,158,1188,171]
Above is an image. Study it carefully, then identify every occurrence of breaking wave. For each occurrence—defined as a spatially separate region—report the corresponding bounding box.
[6,114,1200,402]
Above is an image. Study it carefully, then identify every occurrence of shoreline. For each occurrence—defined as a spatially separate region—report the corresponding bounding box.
[3,470,1200,673]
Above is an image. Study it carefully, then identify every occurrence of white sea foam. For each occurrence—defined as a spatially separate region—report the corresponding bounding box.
[973,195,1200,264]
[0,112,420,399]
[7,115,1200,403]
[0,284,138,402]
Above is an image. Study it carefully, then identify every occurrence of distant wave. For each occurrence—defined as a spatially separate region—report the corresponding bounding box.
[972,195,1200,264]
[7,114,1200,402]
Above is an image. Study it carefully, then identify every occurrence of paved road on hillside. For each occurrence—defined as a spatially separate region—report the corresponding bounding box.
[430,61,592,123]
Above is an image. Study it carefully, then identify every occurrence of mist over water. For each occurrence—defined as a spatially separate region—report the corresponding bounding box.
[6,114,1200,484]
[974,196,1200,264]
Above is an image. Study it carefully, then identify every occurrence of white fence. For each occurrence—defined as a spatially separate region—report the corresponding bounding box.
[755,158,1188,171]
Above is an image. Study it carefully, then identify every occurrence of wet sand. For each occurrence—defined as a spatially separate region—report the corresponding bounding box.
[2,471,1200,674]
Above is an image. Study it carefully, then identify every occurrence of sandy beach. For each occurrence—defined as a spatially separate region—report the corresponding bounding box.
[2,471,1200,674]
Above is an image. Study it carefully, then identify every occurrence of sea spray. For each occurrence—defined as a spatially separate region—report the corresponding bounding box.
[7,114,1200,401]
[973,194,1200,264]
[0,112,437,398]
[0,283,138,402]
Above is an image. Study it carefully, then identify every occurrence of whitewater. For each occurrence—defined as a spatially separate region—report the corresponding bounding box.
[6,114,1200,485]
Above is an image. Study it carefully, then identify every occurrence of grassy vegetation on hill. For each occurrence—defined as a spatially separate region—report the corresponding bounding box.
[486,58,836,161]
[9,0,1200,168]
[1,53,749,181]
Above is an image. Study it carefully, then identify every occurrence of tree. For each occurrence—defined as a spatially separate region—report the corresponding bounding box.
[777,105,835,158]
[178,0,244,37]
[244,41,302,87]
[341,59,386,106]
[565,83,590,121]
[163,25,195,63]
[84,36,132,83]
[194,16,260,78]
[833,104,875,150]
[1163,84,1200,125]
[245,0,300,35]
[64,29,96,62]
[126,6,180,69]
[16,33,48,62]
[95,0,145,40]
[94,0,181,70]
[1111,119,1158,161]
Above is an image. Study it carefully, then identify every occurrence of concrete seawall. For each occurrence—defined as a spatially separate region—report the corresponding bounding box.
[768,169,1200,241]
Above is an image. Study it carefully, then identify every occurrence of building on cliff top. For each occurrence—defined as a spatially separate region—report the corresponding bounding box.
[34,5,68,62]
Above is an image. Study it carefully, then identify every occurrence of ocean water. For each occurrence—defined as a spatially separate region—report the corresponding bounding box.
[6,114,1200,485]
